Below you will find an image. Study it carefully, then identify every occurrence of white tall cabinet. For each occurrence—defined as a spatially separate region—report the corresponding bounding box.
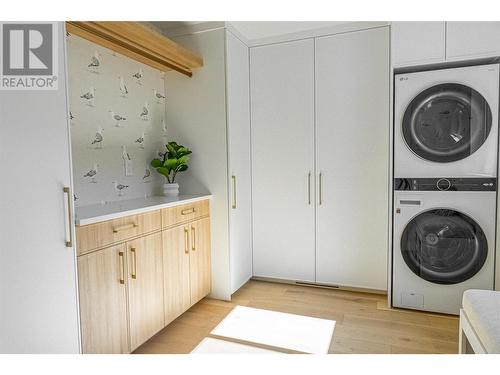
[165,27,252,299]
[226,32,253,293]
[391,22,446,67]
[250,27,390,290]
[392,22,500,68]
[250,40,316,282]
[315,28,389,290]
[0,22,81,353]
[446,22,500,61]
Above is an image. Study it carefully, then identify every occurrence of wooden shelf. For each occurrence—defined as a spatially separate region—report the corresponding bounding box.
[66,21,203,77]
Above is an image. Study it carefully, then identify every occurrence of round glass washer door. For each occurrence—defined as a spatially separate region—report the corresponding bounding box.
[402,83,492,163]
[400,209,488,284]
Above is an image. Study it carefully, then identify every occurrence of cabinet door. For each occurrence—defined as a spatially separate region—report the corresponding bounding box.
[127,233,165,350]
[189,217,212,304]
[250,39,316,282]
[226,31,253,294]
[447,22,500,60]
[315,27,389,290]
[0,22,80,353]
[77,245,129,354]
[391,22,445,67]
[162,224,191,325]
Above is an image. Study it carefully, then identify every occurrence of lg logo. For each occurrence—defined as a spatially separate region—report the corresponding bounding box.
[1,22,58,90]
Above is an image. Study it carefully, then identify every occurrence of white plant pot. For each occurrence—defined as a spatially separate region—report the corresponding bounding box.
[163,183,179,197]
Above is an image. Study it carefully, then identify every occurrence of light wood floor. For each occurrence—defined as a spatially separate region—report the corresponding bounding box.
[134,280,459,354]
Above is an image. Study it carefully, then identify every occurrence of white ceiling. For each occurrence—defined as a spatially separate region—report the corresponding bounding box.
[150,21,351,41]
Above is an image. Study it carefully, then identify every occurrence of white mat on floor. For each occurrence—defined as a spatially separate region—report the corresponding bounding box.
[209,305,336,354]
[191,337,281,354]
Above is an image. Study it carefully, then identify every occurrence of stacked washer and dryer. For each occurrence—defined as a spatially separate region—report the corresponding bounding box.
[393,64,499,315]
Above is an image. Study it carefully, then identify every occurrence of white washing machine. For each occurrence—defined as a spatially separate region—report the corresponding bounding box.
[392,177,496,315]
[395,64,499,178]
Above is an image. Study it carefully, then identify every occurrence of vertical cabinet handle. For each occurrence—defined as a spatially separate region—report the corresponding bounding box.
[307,172,312,205]
[191,225,196,251]
[319,172,323,206]
[231,175,237,209]
[130,247,137,279]
[119,251,125,285]
[184,228,190,254]
[63,187,73,247]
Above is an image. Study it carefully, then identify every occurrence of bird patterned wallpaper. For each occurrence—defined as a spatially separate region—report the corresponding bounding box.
[67,34,168,207]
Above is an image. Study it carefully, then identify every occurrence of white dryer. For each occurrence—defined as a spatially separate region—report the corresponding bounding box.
[394,64,499,178]
[392,177,496,314]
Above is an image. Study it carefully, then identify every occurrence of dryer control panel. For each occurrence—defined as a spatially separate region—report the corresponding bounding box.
[394,177,497,191]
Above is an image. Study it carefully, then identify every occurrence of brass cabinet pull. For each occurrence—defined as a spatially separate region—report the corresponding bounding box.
[181,207,195,215]
[319,172,323,206]
[118,251,125,285]
[63,187,73,247]
[184,228,190,254]
[191,225,196,251]
[113,223,138,233]
[231,175,237,209]
[130,247,137,279]
[307,172,311,205]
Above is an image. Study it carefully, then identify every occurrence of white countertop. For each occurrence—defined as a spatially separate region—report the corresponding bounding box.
[75,194,212,226]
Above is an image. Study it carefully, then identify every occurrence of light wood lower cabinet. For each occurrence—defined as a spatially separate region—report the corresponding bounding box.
[162,217,212,325]
[127,233,165,350]
[78,244,129,354]
[189,217,212,304]
[162,225,191,325]
[77,200,212,353]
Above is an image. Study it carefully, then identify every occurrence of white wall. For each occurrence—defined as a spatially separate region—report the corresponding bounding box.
[164,28,232,300]
[67,35,166,207]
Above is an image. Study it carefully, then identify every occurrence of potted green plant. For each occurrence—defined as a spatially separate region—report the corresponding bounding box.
[151,141,192,197]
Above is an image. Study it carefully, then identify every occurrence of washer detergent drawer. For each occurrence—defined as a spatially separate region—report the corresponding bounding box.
[398,199,422,206]
[394,193,425,218]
